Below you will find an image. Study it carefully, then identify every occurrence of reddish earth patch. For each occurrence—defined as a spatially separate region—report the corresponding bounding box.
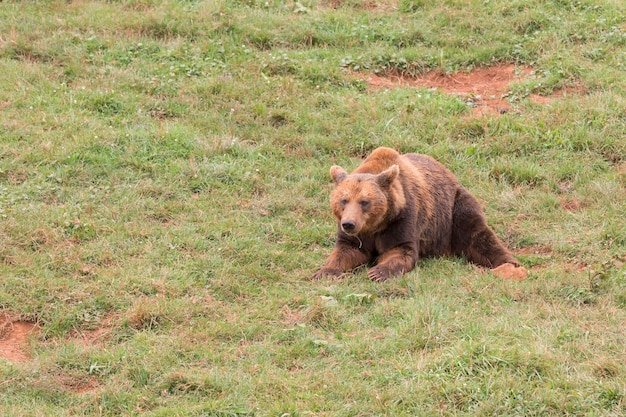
[1,312,104,393]
[0,312,39,363]
[354,64,582,116]
[57,375,100,394]
[491,263,528,281]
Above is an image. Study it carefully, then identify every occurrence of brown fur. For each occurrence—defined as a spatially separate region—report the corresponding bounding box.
[314,147,520,281]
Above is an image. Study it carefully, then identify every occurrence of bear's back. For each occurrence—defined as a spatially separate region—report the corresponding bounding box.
[400,152,463,258]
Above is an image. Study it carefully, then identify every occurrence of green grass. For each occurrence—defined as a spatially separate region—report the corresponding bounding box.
[1,0,625,415]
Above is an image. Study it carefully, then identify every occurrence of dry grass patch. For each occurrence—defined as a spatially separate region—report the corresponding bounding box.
[321,0,398,12]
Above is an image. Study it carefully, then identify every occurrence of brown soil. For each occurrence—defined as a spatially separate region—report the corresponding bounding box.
[354,64,581,116]
[0,311,107,393]
[56,375,100,394]
[491,262,528,281]
[0,312,39,363]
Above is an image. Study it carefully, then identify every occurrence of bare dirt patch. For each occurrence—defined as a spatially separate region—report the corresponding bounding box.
[0,312,39,363]
[492,263,528,281]
[354,64,582,116]
[57,375,100,394]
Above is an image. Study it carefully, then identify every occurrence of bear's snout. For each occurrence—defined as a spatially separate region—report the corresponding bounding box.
[341,220,356,234]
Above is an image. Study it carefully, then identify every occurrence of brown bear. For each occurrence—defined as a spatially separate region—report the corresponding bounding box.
[314,147,525,281]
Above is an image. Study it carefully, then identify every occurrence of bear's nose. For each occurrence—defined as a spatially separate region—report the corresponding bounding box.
[341,221,356,233]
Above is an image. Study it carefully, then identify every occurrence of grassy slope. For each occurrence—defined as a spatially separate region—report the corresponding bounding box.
[1,0,625,415]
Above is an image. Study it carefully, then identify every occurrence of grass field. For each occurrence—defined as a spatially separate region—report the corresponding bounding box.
[1,0,625,415]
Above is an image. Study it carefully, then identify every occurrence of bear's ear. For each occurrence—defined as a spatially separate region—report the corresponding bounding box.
[330,165,348,185]
[376,164,399,188]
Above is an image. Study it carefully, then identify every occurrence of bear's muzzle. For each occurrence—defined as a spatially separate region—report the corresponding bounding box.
[341,220,356,234]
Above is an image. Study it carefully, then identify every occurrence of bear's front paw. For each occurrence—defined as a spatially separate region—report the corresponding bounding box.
[368,266,392,282]
[313,268,343,280]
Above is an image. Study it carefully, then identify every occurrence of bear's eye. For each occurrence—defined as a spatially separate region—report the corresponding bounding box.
[359,200,370,209]
[340,199,348,206]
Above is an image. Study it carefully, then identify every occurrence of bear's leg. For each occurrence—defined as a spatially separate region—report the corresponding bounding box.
[313,245,371,279]
[451,188,519,268]
[369,244,417,282]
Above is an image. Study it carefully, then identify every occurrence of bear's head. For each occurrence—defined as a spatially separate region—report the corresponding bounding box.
[329,164,400,236]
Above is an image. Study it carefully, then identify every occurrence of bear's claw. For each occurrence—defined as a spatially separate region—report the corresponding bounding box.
[313,268,343,280]
[368,266,391,282]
